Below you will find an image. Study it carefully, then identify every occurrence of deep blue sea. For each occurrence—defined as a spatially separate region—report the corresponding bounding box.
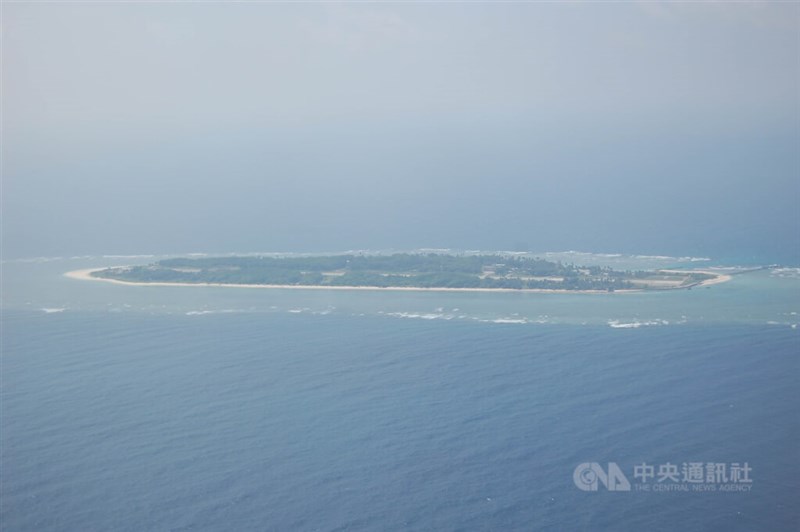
[2,253,798,531]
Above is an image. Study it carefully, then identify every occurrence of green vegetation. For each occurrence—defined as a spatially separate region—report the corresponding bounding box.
[91,253,715,291]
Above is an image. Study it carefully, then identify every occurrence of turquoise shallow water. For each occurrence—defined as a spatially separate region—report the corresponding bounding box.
[2,254,798,327]
[1,255,798,530]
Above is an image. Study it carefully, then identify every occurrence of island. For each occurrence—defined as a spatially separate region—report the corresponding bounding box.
[69,253,728,292]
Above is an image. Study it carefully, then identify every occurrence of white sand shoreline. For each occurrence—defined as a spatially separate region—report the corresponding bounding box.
[659,269,733,286]
[64,268,731,294]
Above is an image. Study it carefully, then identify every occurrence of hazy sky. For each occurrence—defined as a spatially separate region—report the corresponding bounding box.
[4,2,799,262]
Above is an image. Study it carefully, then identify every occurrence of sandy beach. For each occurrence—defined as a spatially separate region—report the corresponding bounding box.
[64,268,731,294]
[659,269,733,286]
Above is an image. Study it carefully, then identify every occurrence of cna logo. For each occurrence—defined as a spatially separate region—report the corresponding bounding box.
[573,462,631,492]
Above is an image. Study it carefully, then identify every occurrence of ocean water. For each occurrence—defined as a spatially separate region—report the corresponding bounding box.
[2,255,798,531]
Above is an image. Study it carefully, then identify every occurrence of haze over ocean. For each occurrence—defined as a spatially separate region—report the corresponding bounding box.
[3,3,798,264]
[2,3,798,531]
